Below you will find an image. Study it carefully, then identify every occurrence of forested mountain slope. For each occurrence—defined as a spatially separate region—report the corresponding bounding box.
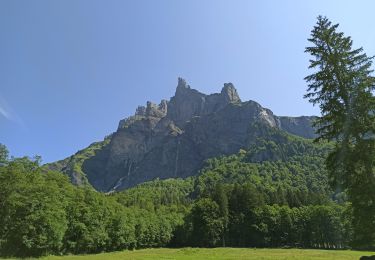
[116,125,334,208]
[1,124,347,258]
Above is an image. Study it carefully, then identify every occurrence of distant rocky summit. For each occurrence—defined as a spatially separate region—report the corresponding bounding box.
[48,78,317,192]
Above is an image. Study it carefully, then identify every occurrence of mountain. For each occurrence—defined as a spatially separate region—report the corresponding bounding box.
[47,78,317,192]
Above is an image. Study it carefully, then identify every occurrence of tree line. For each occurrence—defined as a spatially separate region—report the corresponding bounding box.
[175,183,351,249]
[0,153,186,257]
[0,140,353,257]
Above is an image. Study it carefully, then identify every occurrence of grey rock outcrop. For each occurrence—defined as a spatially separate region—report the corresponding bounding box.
[277,116,317,139]
[49,78,317,192]
[167,78,241,127]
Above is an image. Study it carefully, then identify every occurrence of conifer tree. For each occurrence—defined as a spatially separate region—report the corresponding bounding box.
[0,144,8,165]
[305,16,375,248]
[212,184,229,247]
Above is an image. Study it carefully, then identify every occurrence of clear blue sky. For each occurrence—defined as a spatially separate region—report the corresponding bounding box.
[1,0,374,163]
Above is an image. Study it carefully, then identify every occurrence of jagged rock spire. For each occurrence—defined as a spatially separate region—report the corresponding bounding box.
[175,77,191,96]
[221,83,241,103]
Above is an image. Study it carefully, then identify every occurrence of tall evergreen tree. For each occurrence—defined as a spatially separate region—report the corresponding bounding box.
[304,16,375,248]
[0,144,8,166]
[189,198,224,247]
[212,184,229,247]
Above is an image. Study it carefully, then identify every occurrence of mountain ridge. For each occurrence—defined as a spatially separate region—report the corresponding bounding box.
[47,78,317,192]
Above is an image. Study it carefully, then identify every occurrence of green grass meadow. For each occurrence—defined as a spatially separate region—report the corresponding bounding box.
[13,248,374,260]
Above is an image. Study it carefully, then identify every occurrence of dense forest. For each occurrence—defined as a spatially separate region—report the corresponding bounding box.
[0,130,352,257]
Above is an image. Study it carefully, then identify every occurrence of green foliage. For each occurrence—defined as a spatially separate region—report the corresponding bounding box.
[226,183,264,246]
[0,157,184,257]
[196,136,333,207]
[186,198,224,247]
[178,181,350,248]
[114,178,194,211]
[45,139,111,187]
[305,16,375,249]
[305,16,375,142]
[211,184,229,246]
[63,188,111,254]
[246,123,331,162]
[170,131,351,248]
[256,204,350,248]
[0,143,8,165]
[0,157,69,257]
[0,131,358,256]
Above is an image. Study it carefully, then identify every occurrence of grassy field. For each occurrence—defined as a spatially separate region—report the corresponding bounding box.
[12,248,373,260]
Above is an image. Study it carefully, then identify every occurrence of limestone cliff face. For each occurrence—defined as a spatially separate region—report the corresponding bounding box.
[277,116,317,139]
[49,78,317,192]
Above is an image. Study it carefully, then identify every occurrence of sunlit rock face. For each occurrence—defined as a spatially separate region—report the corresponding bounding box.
[49,78,316,192]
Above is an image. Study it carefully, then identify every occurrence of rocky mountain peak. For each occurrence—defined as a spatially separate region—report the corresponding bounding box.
[175,77,193,96]
[51,78,317,192]
[221,83,241,103]
[168,78,243,126]
[144,101,167,118]
[177,77,188,88]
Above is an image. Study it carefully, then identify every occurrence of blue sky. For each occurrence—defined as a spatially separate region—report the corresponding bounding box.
[1,0,374,162]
